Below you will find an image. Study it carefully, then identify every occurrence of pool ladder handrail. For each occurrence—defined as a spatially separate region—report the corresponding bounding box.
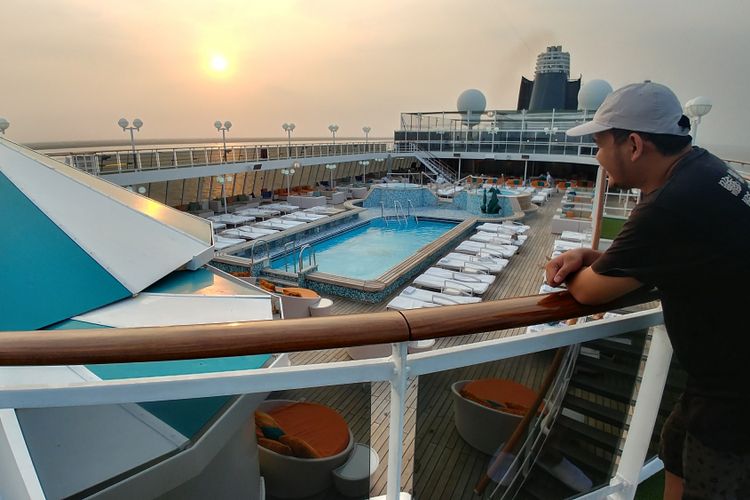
[381,201,388,226]
[407,199,419,225]
[298,243,317,273]
[250,239,270,268]
[393,200,407,225]
[283,240,296,273]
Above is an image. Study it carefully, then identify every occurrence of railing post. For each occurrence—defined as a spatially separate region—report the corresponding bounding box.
[387,342,408,500]
[608,325,672,500]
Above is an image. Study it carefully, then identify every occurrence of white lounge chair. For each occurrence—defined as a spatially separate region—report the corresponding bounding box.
[476,222,530,234]
[256,218,307,230]
[456,240,517,258]
[560,230,587,243]
[438,252,509,273]
[262,203,300,213]
[413,267,494,295]
[207,214,256,226]
[553,239,582,252]
[400,286,481,305]
[469,231,527,247]
[213,235,245,250]
[282,212,328,222]
[234,207,281,219]
[386,296,441,311]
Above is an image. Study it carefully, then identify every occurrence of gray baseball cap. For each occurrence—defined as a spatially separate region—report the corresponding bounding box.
[566,82,690,137]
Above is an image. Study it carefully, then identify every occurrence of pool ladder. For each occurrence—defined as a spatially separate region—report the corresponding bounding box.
[297,244,317,274]
[282,241,317,274]
[250,239,270,268]
[407,199,419,225]
[393,201,408,225]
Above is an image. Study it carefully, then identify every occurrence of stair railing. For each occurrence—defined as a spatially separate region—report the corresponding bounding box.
[476,321,582,497]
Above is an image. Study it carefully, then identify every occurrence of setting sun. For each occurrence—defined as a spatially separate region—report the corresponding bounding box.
[210,54,228,73]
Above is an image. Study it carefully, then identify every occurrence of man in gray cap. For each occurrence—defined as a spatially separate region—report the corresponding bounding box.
[546,82,750,499]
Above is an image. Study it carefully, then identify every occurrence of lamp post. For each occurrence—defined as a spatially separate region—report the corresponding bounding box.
[358,160,370,184]
[325,163,337,189]
[0,117,9,135]
[362,126,371,152]
[544,126,559,154]
[328,124,339,146]
[215,175,233,213]
[281,163,299,197]
[214,120,232,162]
[684,96,712,145]
[118,118,143,169]
[282,122,296,158]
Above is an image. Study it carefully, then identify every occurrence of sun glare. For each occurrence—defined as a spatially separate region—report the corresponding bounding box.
[210,54,229,73]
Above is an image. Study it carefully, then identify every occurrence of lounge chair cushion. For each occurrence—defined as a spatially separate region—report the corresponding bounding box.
[255,410,282,429]
[279,435,323,459]
[460,379,538,416]
[269,402,350,458]
[258,437,294,456]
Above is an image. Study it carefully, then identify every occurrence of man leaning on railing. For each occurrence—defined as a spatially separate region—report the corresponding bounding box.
[545,82,750,500]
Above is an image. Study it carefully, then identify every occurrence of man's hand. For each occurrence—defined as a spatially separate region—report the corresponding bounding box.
[545,248,602,286]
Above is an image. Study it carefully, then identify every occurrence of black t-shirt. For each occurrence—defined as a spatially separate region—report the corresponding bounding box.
[593,148,750,397]
[592,148,750,450]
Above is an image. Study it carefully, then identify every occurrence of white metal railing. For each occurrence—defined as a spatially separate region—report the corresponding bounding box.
[393,135,598,159]
[53,141,393,176]
[0,308,667,499]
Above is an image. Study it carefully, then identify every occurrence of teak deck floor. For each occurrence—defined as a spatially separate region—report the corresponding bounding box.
[271,194,564,499]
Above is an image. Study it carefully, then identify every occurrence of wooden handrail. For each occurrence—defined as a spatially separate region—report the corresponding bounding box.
[0,290,658,366]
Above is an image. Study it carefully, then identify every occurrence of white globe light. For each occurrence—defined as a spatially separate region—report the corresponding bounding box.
[578,79,613,111]
[118,118,129,129]
[223,120,232,130]
[685,96,712,118]
[282,122,289,131]
[132,118,143,129]
[0,117,9,133]
[362,126,371,133]
[292,161,301,169]
[289,123,295,131]
[214,120,223,130]
[137,186,147,194]
[226,175,233,182]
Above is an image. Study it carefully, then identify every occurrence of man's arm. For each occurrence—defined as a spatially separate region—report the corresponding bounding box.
[565,267,643,305]
[545,247,643,305]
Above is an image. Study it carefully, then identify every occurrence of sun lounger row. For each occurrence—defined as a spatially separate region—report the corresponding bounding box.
[209,203,346,249]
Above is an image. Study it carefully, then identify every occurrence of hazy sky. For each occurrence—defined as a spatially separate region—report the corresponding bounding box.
[2,0,749,147]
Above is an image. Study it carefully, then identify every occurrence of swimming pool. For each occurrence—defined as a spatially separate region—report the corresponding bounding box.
[271,218,456,280]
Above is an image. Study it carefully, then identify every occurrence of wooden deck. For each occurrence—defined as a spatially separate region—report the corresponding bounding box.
[269,194,565,499]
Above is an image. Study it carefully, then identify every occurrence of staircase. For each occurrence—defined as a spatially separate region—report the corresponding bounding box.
[507,319,686,499]
[396,142,457,182]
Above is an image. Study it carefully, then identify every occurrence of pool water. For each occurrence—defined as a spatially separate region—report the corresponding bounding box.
[271,218,456,280]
